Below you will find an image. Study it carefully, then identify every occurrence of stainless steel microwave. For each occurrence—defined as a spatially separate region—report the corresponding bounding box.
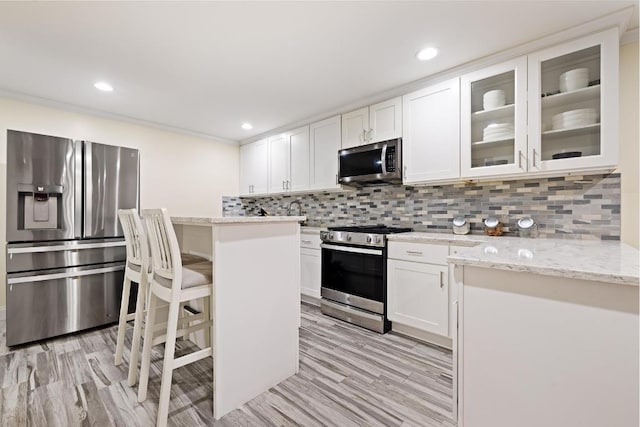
[338,138,402,185]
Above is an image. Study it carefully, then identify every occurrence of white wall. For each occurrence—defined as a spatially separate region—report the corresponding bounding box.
[618,42,639,249]
[0,97,239,308]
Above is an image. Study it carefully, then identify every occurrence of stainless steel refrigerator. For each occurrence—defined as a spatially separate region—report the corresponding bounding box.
[5,130,139,346]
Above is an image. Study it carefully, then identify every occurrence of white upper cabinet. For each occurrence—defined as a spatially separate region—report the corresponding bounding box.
[527,28,618,173]
[310,115,341,190]
[239,138,268,196]
[402,78,460,184]
[461,56,528,178]
[267,127,310,194]
[341,107,369,149]
[341,97,402,149]
[288,126,311,192]
[369,97,402,143]
[267,133,289,193]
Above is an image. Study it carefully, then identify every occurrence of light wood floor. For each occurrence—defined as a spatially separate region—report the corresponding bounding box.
[0,303,456,426]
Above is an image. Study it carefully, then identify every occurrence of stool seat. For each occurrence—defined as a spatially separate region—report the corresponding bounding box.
[155,261,212,289]
[180,253,208,266]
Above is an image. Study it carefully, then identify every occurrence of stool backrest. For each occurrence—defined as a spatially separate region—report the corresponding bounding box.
[118,208,149,273]
[141,208,182,290]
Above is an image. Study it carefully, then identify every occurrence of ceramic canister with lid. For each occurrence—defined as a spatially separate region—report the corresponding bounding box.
[452,216,470,235]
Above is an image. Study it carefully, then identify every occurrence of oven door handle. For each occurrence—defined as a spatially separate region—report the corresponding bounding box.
[321,243,383,256]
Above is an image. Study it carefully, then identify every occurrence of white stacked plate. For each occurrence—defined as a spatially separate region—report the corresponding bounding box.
[483,123,514,141]
[552,108,597,130]
[559,68,589,93]
[483,89,506,110]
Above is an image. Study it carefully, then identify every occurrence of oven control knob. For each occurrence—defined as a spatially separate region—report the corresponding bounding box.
[328,232,334,240]
[367,235,373,244]
[346,234,352,241]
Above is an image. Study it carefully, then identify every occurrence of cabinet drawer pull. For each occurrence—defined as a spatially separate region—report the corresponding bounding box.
[406,250,423,256]
[301,240,312,245]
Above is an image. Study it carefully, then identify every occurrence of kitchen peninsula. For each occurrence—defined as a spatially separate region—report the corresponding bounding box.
[447,238,639,427]
[171,216,305,420]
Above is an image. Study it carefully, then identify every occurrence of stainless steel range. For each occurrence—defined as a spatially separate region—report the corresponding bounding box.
[320,225,411,333]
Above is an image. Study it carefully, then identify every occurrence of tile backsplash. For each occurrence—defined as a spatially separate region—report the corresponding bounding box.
[223,173,621,240]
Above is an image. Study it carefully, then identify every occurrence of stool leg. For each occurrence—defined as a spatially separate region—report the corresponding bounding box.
[177,302,186,341]
[156,301,180,427]
[114,275,132,366]
[138,290,158,403]
[128,274,147,386]
[202,296,212,349]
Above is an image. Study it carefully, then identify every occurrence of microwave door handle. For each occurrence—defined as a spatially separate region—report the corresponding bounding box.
[380,144,387,175]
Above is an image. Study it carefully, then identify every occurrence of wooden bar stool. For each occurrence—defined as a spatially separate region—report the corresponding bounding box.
[114,209,151,387]
[137,208,213,427]
[114,209,209,387]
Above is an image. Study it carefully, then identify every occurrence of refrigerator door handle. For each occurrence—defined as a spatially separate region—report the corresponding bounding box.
[83,141,93,238]
[7,265,125,285]
[74,140,83,239]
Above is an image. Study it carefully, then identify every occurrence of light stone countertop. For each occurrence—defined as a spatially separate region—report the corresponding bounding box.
[388,232,639,286]
[172,216,306,225]
[387,231,488,246]
[301,226,327,234]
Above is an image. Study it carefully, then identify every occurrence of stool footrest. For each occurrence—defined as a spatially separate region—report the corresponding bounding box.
[173,347,213,370]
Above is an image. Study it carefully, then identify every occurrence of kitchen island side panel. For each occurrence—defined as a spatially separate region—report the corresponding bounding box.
[212,221,300,419]
[457,265,639,427]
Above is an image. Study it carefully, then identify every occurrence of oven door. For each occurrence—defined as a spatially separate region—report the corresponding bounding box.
[320,243,384,314]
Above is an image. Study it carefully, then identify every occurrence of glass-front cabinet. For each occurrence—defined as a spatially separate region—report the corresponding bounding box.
[461,57,527,178]
[528,28,618,172]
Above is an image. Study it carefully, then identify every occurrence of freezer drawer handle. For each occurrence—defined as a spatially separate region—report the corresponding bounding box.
[7,265,125,285]
[7,241,125,254]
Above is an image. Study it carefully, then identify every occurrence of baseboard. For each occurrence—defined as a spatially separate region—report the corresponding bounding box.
[0,307,5,321]
[391,322,453,350]
[300,294,321,306]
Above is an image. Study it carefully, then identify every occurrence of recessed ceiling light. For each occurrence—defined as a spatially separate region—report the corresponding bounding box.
[416,47,439,61]
[241,123,253,130]
[94,81,114,92]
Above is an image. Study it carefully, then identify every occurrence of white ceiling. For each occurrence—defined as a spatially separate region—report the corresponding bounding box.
[0,1,636,143]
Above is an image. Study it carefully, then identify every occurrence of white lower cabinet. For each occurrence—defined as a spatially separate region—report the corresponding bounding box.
[300,233,321,299]
[387,259,449,337]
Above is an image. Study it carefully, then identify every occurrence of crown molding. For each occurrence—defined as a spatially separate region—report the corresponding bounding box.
[621,27,639,45]
[241,6,635,145]
[0,89,239,145]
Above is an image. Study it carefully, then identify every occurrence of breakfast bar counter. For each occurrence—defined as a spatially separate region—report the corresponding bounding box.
[171,216,304,419]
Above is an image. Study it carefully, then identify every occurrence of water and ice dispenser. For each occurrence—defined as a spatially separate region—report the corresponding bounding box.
[17,184,63,230]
